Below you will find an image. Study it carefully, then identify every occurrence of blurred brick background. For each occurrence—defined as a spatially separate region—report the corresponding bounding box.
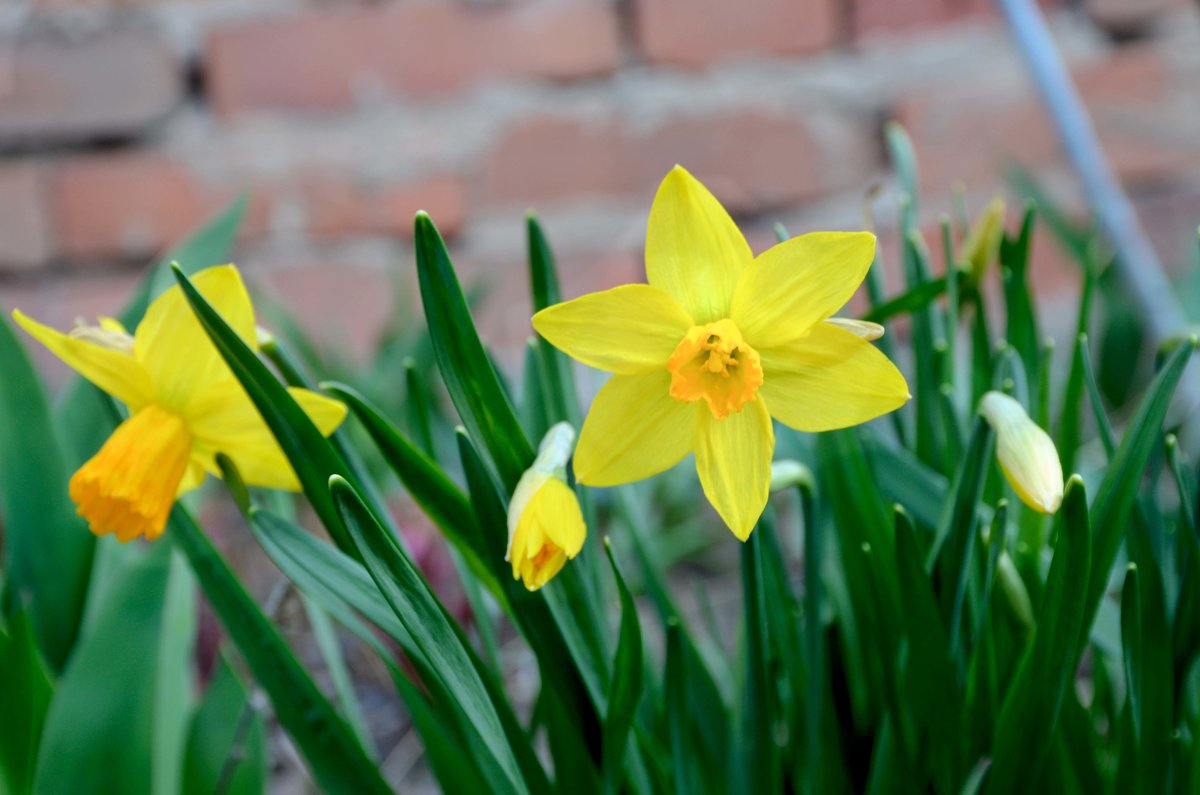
[2,0,1199,375]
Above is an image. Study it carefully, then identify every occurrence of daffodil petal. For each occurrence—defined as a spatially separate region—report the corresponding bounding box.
[12,310,152,409]
[646,166,753,324]
[731,231,876,350]
[758,321,909,432]
[532,284,693,374]
[178,459,208,496]
[135,265,257,411]
[574,370,696,487]
[535,478,587,556]
[694,396,773,541]
[188,385,346,490]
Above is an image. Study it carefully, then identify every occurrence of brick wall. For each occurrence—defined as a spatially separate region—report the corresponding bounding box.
[2,0,1199,377]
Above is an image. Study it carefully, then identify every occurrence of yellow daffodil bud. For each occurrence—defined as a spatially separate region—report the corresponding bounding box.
[958,196,1006,282]
[506,422,587,591]
[980,391,1064,514]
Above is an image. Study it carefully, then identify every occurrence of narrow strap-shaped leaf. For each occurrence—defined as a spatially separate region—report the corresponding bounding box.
[739,528,780,795]
[1000,202,1040,381]
[171,265,357,555]
[989,476,1092,793]
[527,214,580,427]
[330,475,528,795]
[893,508,959,792]
[33,542,187,795]
[858,276,949,324]
[927,416,992,574]
[885,121,920,228]
[259,336,400,540]
[403,359,437,458]
[903,230,943,469]
[415,211,534,491]
[0,608,53,795]
[168,506,390,794]
[1083,338,1196,650]
[246,508,554,795]
[1057,271,1097,476]
[182,653,266,795]
[1078,334,1117,458]
[665,621,703,795]
[797,479,824,795]
[601,539,644,794]
[0,311,93,670]
[321,382,501,600]
[1125,522,1173,793]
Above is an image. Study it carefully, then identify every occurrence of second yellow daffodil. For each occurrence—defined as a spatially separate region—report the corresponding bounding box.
[533,166,909,540]
[13,264,346,542]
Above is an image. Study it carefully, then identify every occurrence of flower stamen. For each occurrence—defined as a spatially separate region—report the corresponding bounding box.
[667,318,763,419]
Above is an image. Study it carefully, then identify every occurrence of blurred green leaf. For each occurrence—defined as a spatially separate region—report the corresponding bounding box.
[1057,275,1098,476]
[999,203,1040,382]
[0,608,53,795]
[34,542,191,795]
[885,121,920,228]
[0,312,92,671]
[182,653,266,795]
[302,596,373,755]
[1078,334,1117,459]
[169,507,389,794]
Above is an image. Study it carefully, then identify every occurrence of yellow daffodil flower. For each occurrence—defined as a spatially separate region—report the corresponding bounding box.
[12,264,346,542]
[979,390,1063,514]
[506,422,586,590]
[533,166,909,540]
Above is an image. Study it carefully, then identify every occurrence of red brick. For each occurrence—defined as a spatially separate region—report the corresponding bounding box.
[854,0,993,40]
[50,155,274,262]
[0,29,180,147]
[52,155,211,261]
[206,1,620,116]
[893,46,1192,194]
[254,263,395,360]
[481,111,841,214]
[0,162,54,270]
[633,0,838,67]
[301,172,467,240]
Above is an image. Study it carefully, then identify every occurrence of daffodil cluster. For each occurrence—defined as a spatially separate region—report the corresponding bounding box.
[534,166,910,539]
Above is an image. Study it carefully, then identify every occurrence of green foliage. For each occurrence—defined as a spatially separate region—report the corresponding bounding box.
[4,126,1200,795]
